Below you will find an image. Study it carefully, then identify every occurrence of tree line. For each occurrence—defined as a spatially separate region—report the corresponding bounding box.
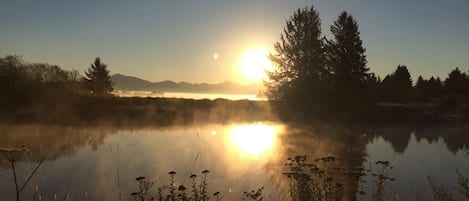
[266,5,468,120]
[0,55,112,110]
[370,65,469,104]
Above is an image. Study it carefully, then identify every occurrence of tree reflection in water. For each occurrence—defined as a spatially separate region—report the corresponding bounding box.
[0,123,469,200]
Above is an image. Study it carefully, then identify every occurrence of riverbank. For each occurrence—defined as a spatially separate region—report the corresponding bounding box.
[1,95,468,127]
[0,96,275,127]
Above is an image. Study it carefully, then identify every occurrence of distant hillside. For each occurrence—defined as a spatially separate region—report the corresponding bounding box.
[111,74,263,94]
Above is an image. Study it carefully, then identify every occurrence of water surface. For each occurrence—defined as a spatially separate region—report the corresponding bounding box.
[1,123,468,200]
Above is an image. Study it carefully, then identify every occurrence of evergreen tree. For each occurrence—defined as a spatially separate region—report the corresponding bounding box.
[415,76,444,101]
[415,76,427,101]
[379,65,413,102]
[415,76,425,88]
[266,5,329,116]
[429,77,444,98]
[84,57,113,95]
[444,67,468,97]
[393,65,413,89]
[365,73,382,101]
[327,12,369,93]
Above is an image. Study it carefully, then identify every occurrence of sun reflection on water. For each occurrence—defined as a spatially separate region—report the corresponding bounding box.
[229,124,280,155]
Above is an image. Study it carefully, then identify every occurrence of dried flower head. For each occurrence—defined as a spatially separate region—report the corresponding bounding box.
[0,145,30,163]
[178,185,186,191]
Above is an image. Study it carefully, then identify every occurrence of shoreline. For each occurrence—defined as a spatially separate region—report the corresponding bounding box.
[1,95,467,127]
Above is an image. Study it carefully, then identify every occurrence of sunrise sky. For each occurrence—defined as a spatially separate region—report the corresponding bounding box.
[1,0,468,84]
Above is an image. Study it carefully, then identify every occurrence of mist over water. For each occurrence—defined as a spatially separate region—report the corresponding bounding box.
[1,123,468,201]
[112,91,266,101]
[0,123,283,201]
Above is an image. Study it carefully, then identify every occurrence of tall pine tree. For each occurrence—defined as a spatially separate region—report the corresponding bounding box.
[266,5,330,116]
[327,12,368,96]
[84,57,113,95]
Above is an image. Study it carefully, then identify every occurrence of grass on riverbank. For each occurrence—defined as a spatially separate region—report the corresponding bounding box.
[0,96,275,127]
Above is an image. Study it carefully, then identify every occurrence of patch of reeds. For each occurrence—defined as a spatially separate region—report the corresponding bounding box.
[283,155,357,201]
[429,169,469,201]
[370,161,394,201]
[130,170,221,201]
[3,147,467,201]
[282,155,398,201]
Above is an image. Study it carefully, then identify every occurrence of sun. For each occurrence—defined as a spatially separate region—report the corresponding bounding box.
[239,48,273,82]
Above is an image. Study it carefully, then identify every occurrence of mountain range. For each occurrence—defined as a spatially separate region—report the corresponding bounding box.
[111,74,263,94]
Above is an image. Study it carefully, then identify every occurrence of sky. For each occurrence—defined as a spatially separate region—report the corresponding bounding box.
[1,0,468,84]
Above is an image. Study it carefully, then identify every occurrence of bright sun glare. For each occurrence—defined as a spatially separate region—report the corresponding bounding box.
[230,124,277,155]
[239,48,273,83]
